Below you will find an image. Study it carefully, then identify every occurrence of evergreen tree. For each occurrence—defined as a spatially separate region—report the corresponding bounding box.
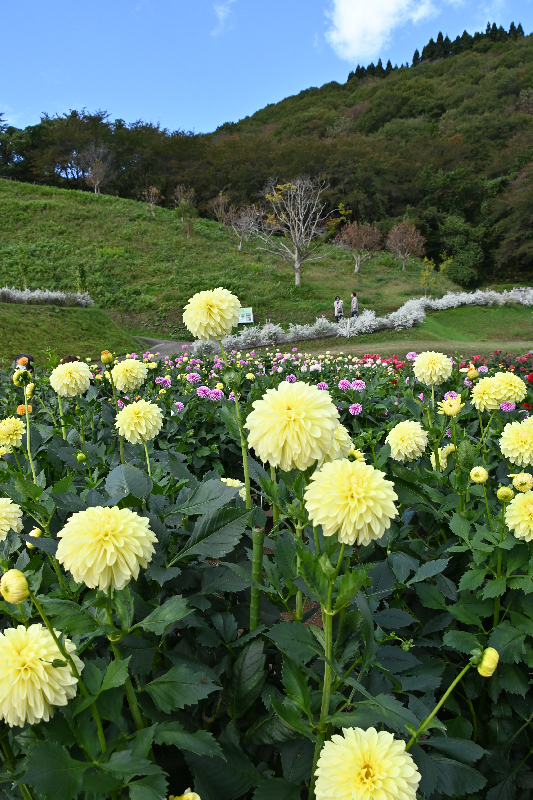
[443,35,452,56]
[509,22,517,39]
[355,65,366,79]
[435,32,445,58]
[485,22,492,37]
[451,35,462,55]
[375,58,385,77]
[385,59,393,75]
[517,23,524,37]
[366,62,376,77]
[461,30,473,50]
[422,38,436,60]
[347,70,355,82]
[412,49,421,66]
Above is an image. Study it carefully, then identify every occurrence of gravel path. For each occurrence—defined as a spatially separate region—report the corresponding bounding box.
[135,337,190,358]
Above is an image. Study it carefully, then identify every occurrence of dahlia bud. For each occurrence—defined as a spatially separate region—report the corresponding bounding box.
[0,570,29,604]
[497,486,515,502]
[511,472,533,493]
[12,369,32,388]
[76,452,87,463]
[101,350,114,365]
[467,368,479,380]
[26,383,35,399]
[477,647,499,678]
[27,527,42,550]
[470,466,489,484]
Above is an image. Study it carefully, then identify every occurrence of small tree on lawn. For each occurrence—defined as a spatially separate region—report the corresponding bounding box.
[173,184,196,222]
[386,221,426,270]
[208,193,229,225]
[142,186,164,218]
[336,221,382,272]
[251,176,331,286]
[80,144,113,195]
[225,205,258,251]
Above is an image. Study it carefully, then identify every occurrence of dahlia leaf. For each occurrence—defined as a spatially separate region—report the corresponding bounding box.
[135,595,191,635]
[22,742,88,799]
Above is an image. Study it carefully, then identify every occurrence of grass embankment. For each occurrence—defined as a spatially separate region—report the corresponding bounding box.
[0,305,138,364]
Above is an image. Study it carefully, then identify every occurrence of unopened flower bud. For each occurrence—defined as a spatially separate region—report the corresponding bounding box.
[27,527,42,550]
[101,350,114,365]
[26,383,35,399]
[12,370,32,388]
[497,486,514,502]
[76,452,87,463]
[477,647,499,677]
[511,473,533,493]
[470,466,489,484]
[0,570,29,604]
[467,368,479,380]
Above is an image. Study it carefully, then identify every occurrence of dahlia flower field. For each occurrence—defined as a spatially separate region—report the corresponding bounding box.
[0,294,532,800]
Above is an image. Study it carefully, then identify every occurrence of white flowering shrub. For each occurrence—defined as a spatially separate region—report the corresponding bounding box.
[0,287,94,307]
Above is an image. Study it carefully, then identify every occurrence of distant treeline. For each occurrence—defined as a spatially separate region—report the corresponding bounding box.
[347,21,525,81]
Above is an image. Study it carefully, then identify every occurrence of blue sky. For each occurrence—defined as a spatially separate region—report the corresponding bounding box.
[3,0,532,133]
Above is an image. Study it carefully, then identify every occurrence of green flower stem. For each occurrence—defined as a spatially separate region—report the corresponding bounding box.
[143,442,151,476]
[107,370,125,465]
[270,464,279,526]
[47,553,74,599]
[77,407,85,450]
[405,663,472,751]
[475,411,496,457]
[483,484,494,532]
[0,729,35,800]
[295,519,305,622]
[57,395,67,441]
[250,526,265,631]
[494,502,506,628]
[105,599,145,731]
[30,590,106,753]
[11,447,23,476]
[451,417,463,512]
[23,387,37,484]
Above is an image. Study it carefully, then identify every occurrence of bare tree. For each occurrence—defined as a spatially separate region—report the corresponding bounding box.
[141,186,164,218]
[173,184,196,221]
[250,176,331,286]
[225,205,258,251]
[208,193,229,225]
[386,221,426,270]
[336,221,382,272]
[79,144,113,194]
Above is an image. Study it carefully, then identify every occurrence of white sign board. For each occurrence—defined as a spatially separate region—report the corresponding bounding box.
[239,307,254,324]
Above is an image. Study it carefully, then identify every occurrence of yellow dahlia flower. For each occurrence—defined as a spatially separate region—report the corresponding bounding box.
[497,486,515,502]
[12,370,32,388]
[470,466,489,484]
[111,359,148,394]
[510,472,533,492]
[101,350,114,365]
[0,499,23,541]
[386,421,428,462]
[56,507,157,591]
[182,288,241,341]
[505,490,533,542]
[0,570,29,604]
[0,446,11,458]
[413,351,452,386]
[169,792,201,800]
[493,371,527,404]
[115,400,163,444]
[0,624,83,727]
[245,373,255,381]
[49,361,92,397]
[477,647,499,678]
[0,417,25,448]
[221,477,246,500]
[499,420,533,466]
[245,381,338,471]
[348,447,366,463]
[26,527,42,550]
[437,398,464,417]
[430,443,455,472]
[471,377,500,412]
[304,459,397,546]
[315,726,420,800]
[319,424,353,466]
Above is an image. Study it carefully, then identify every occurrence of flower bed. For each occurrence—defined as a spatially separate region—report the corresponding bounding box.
[0,287,94,307]
[0,318,532,799]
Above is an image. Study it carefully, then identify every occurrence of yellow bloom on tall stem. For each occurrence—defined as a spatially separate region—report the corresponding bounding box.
[470,466,489,484]
[386,420,428,462]
[510,472,533,492]
[413,351,452,386]
[304,459,397,546]
[314,727,421,800]
[183,288,241,341]
[0,499,23,541]
[115,399,163,444]
[111,359,148,394]
[471,377,500,412]
[505,490,533,542]
[0,417,25,448]
[499,420,533,466]
[0,624,83,727]
[50,362,92,397]
[493,371,527,404]
[437,398,464,417]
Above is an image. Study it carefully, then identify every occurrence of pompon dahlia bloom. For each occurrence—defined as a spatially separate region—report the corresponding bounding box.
[500,420,533,466]
[182,288,241,341]
[0,499,23,541]
[386,421,428,462]
[493,371,527,404]
[505,490,533,542]
[115,399,163,444]
[511,472,533,492]
[245,381,338,471]
[470,466,489,484]
[0,417,25,448]
[56,507,157,590]
[437,398,464,417]
[471,377,500,412]
[319,424,353,466]
[50,361,92,397]
[0,624,83,727]
[413,351,452,386]
[315,726,420,800]
[111,359,148,394]
[304,459,397,546]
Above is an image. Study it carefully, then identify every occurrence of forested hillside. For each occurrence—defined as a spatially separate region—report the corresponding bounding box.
[1,24,532,281]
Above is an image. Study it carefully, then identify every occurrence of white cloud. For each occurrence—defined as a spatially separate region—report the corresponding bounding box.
[211,0,236,36]
[325,0,438,62]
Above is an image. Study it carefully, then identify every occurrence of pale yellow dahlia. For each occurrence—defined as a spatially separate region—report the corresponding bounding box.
[169,792,201,800]
[471,377,500,412]
[505,490,533,542]
[470,466,489,484]
[245,381,338,471]
[493,371,527,404]
[477,647,499,678]
[0,417,25,448]
[0,624,83,727]
[0,499,23,542]
[182,288,241,341]
[115,400,163,444]
[499,420,533,466]
[0,446,11,458]
[430,443,455,472]
[49,361,92,397]
[511,473,533,492]
[497,486,515,502]
[221,477,246,500]
[111,359,148,393]
[437,398,464,417]
[349,446,366,462]
[0,570,29,604]
[319,424,353,466]
[386,421,428,462]
[304,459,397,546]
[315,726,420,800]
[413,351,452,386]
[56,507,157,590]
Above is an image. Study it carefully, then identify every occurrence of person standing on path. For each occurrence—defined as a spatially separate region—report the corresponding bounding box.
[350,291,359,318]
[334,296,344,323]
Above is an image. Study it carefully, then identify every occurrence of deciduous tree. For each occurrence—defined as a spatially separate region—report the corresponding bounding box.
[141,186,164,218]
[225,205,258,251]
[336,221,382,272]
[208,193,229,225]
[80,144,113,194]
[386,222,426,270]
